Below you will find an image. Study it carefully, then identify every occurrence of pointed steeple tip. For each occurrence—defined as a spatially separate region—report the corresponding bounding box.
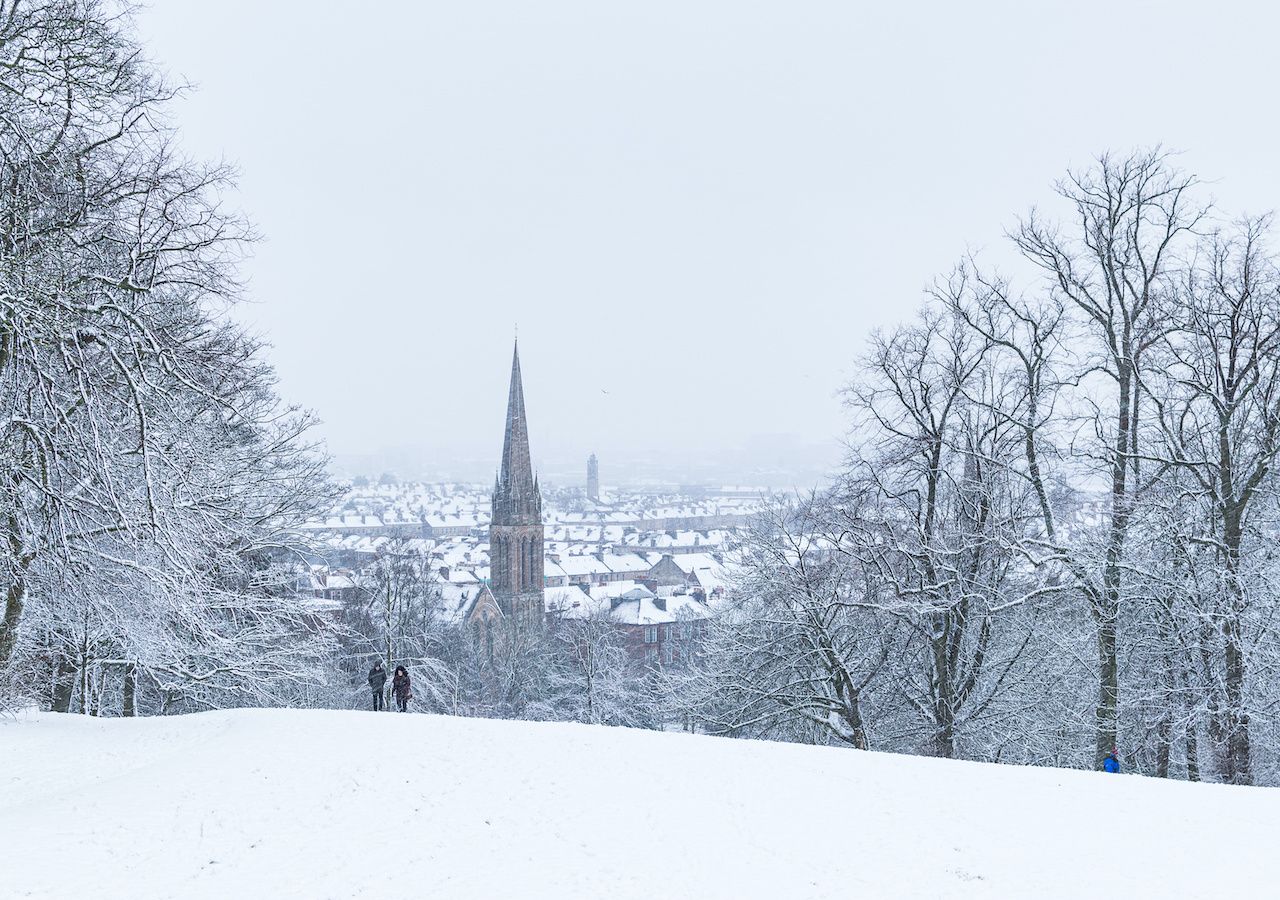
[510,337,522,382]
[496,336,535,508]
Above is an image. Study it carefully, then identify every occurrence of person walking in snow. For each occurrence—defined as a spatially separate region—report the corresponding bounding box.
[392,665,412,713]
[1103,748,1120,774]
[367,661,388,711]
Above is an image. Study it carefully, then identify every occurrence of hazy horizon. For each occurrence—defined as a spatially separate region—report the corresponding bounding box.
[136,1,1280,484]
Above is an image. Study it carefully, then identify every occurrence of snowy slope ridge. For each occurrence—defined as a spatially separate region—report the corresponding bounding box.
[2,711,1276,900]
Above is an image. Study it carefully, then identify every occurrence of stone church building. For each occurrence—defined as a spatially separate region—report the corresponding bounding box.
[467,341,545,640]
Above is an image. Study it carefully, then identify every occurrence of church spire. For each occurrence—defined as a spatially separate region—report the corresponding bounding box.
[493,340,541,525]
[489,340,545,625]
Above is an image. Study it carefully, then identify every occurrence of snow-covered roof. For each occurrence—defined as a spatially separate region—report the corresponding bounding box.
[608,594,710,625]
[667,552,721,574]
[601,552,650,573]
[558,555,612,576]
[545,583,710,626]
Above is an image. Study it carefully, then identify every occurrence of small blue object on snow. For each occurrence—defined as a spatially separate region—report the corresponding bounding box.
[1103,755,1120,774]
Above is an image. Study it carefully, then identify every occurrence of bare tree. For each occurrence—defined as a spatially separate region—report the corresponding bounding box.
[545,600,647,726]
[0,0,250,668]
[689,498,891,749]
[1009,148,1206,767]
[1140,217,1280,784]
[0,1,333,709]
[838,304,1041,757]
[365,540,441,697]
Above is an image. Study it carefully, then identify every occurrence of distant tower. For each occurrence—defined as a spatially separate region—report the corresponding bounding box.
[489,341,545,629]
[587,453,600,503]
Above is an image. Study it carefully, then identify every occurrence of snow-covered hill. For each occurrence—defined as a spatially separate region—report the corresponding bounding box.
[2,710,1276,899]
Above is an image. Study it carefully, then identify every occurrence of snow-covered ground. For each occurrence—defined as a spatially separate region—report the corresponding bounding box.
[3,710,1277,899]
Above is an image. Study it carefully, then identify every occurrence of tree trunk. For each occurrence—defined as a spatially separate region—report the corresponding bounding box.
[931,623,957,758]
[88,665,103,716]
[122,662,137,717]
[0,519,34,670]
[1153,608,1179,779]
[0,574,27,670]
[51,655,75,713]
[1154,711,1172,779]
[1221,625,1251,784]
[1185,722,1200,781]
[1220,511,1253,784]
[1094,615,1118,768]
[833,668,868,750]
[1094,362,1132,769]
[384,633,393,709]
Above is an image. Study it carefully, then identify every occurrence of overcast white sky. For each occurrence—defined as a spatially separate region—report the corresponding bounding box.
[136,1,1280,483]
